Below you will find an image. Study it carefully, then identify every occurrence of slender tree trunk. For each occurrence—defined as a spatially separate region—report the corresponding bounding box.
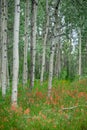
[58,43,61,78]
[1,0,8,96]
[23,0,29,85]
[55,44,58,76]
[35,52,41,78]
[54,17,61,77]
[0,0,2,88]
[11,0,20,106]
[78,28,81,78]
[55,41,61,78]
[40,0,49,85]
[38,53,42,77]
[48,39,55,97]
[30,0,38,89]
[6,59,9,88]
[45,58,49,76]
[48,0,60,97]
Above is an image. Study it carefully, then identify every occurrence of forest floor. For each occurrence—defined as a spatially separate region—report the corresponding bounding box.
[0,78,87,130]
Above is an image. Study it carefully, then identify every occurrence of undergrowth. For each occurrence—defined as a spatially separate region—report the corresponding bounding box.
[0,79,87,130]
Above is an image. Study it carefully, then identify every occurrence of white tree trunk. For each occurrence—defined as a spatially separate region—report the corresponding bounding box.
[12,0,20,106]
[23,0,29,85]
[55,41,61,78]
[78,28,81,77]
[40,0,49,85]
[30,0,38,89]
[48,39,55,97]
[6,59,9,89]
[0,0,2,88]
[1,0,8,96]
[48,0,60,97]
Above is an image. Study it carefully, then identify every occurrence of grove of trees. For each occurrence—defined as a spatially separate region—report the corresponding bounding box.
[0,0,87,107]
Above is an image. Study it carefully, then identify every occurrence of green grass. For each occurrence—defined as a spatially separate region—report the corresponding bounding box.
[0,79,87,130]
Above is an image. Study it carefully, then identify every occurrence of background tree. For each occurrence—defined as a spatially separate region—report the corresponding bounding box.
[30,0,38,89]
[40,0,49,85]
[48,0,61,97]
[0,0,2,88]
[23,0,29,85]
[78,28,81,78]
[54,14,61,78]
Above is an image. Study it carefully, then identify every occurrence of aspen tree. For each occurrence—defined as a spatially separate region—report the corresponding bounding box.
[54,18,61,78]
[55,41,61,78]
[1,0,8,96]
[48,38,55,97]
[0,0,1,88]
[40,0,49,85]
[48,0,60,97]
[23,0,29,85]
[12,0,20,106]
[6,60,9,89]
[30,0,38,89]
[78,28,81,78]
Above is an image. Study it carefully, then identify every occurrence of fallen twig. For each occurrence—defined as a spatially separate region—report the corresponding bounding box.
[61,104,87,111]
[62,106,78,110]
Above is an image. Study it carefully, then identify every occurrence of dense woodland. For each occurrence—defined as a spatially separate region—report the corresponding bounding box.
[0,0,87,129]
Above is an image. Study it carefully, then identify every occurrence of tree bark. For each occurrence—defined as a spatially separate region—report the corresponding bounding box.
[30,0,38,89]
[6,59,9,89]
[55,40,61,78]
[12,0,20,106]
[48,38,55,97]
[23,0,29,85]
[78,28,81,78]
[1,0,8,96]
[0,0,2,88]
[40,0,49,85]
[48,0,60,97]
